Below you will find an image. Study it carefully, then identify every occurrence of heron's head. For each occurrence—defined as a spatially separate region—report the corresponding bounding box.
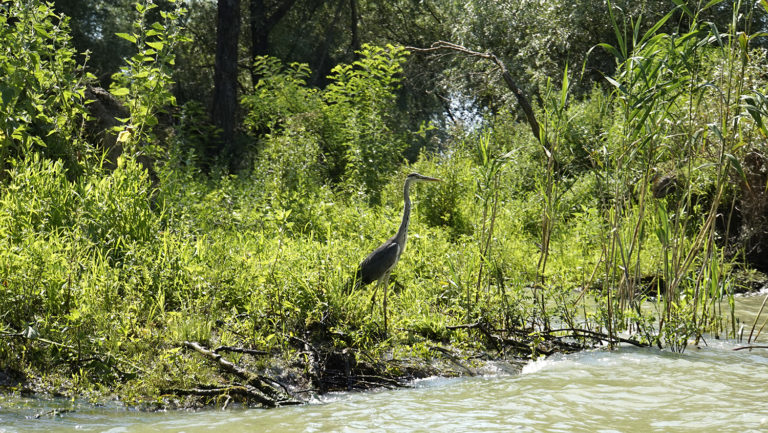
[406,172,442,183]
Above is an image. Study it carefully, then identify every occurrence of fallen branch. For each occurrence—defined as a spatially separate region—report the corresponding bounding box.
[352,374,402,388]
[546,328,649,348]
[163,384,302,407]
[429,345,477,376]
[182,341,302,407]
[446,321,502,351]
[213,345,270,356]
[447,321,541,354]
[447,322,649,355]
[733,345,768,351]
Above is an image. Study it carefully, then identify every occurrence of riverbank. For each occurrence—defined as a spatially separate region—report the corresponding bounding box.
[0,326,551,409]
[0,314,672,409]
[4,325,768,432]
[3,265,765,410]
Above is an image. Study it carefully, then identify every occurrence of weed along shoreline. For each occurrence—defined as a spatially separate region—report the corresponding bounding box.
[12,277,768,410]
[0,314,650,409]
[3,0,768,420]
[2,277,766,411]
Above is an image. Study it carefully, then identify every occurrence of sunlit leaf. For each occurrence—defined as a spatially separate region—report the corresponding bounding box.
[671,0,694,18]
[116,32,137,43]
[111,87,130,97]
[23,326,39,339]
[725,153,748,186]
[146,41,164,51]
[117,129,132,143]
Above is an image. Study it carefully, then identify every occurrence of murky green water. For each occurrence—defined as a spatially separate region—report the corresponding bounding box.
[3,293,768,433]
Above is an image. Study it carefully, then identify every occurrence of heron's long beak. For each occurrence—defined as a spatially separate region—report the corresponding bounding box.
[422,175,442,182]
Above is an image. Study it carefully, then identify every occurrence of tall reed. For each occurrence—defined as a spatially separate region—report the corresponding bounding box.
[579,0,763,350]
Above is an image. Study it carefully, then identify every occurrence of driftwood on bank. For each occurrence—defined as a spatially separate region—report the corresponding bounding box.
[447,321,649,357]
[287,335,404,392]
[176,341,302,407]
[213,345,271,356]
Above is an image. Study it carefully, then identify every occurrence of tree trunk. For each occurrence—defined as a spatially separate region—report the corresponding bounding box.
[249,0,269,57]
[211,0,240,168]
[249,0,299,85]
[349,0,360,58]
[311,0,345,86]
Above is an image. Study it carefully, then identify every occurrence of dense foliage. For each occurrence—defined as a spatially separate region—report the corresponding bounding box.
[1,0,767,405]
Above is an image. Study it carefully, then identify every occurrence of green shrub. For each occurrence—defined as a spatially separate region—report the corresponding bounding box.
[0,0,91,178]
[110,0,188,158]
[242,45,412,203]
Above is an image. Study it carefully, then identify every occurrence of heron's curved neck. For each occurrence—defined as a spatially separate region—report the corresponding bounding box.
[394,179,413,247]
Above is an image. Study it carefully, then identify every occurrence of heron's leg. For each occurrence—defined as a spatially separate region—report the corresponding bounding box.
[382,273,391,335]
[368,281,380,314]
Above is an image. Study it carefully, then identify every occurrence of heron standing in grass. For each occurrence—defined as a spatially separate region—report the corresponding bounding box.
[351,172,441,334]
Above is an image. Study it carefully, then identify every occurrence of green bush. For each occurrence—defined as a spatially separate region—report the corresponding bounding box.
[242,45,412,203]
[0,0,91,178]
[110,0,188,157]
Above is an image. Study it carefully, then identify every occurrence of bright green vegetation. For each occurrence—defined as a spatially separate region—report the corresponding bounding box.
[1,0,767,406]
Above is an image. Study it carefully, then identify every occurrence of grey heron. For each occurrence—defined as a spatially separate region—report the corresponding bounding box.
[351,172,441,334]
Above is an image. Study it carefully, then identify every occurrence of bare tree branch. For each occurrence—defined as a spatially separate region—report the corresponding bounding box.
[405,41,551,158]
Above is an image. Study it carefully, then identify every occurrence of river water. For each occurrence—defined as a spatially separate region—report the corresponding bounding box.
[3,293,768,433]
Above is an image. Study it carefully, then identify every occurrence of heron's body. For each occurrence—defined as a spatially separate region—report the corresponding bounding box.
[351,173,441,333]
[356,236,401,287]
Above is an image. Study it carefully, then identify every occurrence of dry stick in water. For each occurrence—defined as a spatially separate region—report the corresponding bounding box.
[733,345,768,351]
[753,315,768,342]
[747,292,768,343]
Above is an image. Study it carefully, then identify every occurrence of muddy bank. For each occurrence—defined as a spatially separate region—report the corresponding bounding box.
[2,322,623,410]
